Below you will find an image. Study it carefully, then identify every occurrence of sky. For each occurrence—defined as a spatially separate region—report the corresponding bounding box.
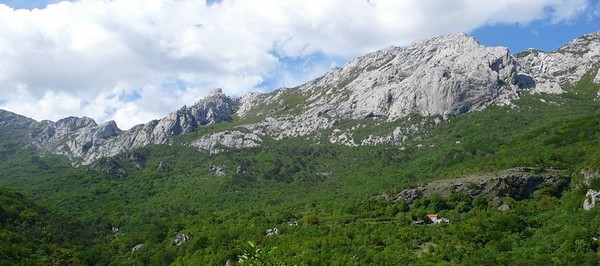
[0,0,598,129]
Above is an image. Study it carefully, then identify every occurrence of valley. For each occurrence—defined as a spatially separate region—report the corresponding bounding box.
[1,31,600,265]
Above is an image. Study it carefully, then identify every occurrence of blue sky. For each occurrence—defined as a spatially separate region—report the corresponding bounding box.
[0,0,68,9]
[0,0,598,129]
[473,12,600,53]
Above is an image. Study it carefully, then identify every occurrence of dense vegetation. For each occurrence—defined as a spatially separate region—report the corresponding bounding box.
[0,187,106,265]
[1,74,600,265]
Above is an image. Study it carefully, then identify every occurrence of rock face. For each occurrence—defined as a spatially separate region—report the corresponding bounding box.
[1,31,599,165]
[237,33,534,140]
[0,109,36,130]
[191,131,261,154]
[380,168,570,204]
[1,89,237,165]
[517,30,600,91]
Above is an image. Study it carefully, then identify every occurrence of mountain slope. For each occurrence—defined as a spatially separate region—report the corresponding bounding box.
[2,89,600,264]
[0,30,600,265]
[517,30,600,89]
[0,187,105,265]
[234,33,536,141]
[0,89,235,164]
[1,31,599,166]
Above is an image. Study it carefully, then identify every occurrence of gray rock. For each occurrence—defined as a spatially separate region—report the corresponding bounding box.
[157,161,170,172]
[131,243,144,252]
[10,89,235,165]
[2,31,599,165]
[581,170,600,186]
[236,33,539,145]
[498,203,511,212]
[173,233,189,246]
[518,30,600,92]
[584,189,600,210]
[236,165,244,174]
[384,168,570,205]
[191,131,261,154]
[266,228,281,236]
[210,165,226,177]
[392,188,422,204]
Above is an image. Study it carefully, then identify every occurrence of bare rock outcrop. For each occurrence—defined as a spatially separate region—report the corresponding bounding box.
[131,243,144,252]
[17,89,236,165]
[210,165,227,177]
[381,168,570,204]
[266,228,281,236]
[2,31,600,165]
[518,30,600,91]
[584,189,600,210]
[172,233,189,246]
[191,131,261,154]
[237,33,535,142]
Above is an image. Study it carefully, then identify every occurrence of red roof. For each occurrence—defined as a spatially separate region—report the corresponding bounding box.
[426,214,438,219]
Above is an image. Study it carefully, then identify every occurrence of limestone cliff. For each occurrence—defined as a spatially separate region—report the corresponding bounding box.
[2,89,235,164]
[517,30,600,91]
[1,31,599,165]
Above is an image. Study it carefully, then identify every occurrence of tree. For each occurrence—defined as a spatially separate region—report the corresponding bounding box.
[238,241,282,266]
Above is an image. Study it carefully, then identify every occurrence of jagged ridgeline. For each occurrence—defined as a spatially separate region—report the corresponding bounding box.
[1,31,600,265]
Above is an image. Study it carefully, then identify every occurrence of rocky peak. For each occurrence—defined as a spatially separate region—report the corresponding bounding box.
[557,30,600,55]
[0,109,36,129]
[318,32,527,118]
[236,32,533,143]
[55,116,97,129]
[96,121,121,139]
[189,88,235,125]
[54,88,235,164]
[3,31,599,165]
[517,30,600,89]
[150,88,234,138]
[0,88,237,165]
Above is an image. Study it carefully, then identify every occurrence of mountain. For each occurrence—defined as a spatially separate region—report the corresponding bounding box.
[517,30,600,89]
[1,32,598,165]
[0,89,235,164]
[3,31,599,165]
[1,31,600,265]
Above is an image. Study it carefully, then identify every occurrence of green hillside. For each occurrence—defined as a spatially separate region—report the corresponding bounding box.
[1,76,600,265]
[0,186,107,265]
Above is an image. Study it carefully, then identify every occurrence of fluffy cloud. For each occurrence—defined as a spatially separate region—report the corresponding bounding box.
[0,0,594,129]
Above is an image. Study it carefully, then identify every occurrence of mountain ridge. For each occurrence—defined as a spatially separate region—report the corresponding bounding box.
[1,31,599,164]
[1,31,600,266]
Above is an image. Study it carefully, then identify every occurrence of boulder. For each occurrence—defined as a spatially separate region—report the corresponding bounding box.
[584,189,600,210]
[498,203,510,212]
[266,228,281,236]
[173,233,189,246]
[210,165,227,177]
[131,243,144,252]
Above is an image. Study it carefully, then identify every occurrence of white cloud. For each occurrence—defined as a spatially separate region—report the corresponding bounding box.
[0,0,594,129]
